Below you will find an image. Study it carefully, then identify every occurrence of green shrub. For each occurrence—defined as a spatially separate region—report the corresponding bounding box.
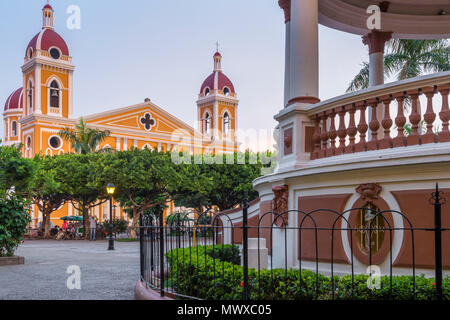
[0,193,31,257]
[102,219,128,234]
[205,244,240,265]
[166,245,450,300]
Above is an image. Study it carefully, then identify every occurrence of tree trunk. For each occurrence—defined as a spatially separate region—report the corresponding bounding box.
[130,207,139,239]
[82,206,90,239]
[43,210,52,239]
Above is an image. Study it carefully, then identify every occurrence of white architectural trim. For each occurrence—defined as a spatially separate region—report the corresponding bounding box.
[319,0,450,39]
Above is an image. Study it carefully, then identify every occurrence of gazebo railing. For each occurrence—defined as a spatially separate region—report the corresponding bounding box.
[306,72,450,160]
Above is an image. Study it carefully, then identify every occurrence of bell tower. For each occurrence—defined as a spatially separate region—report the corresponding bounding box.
[197,51,239,148]
[22,1,74,119]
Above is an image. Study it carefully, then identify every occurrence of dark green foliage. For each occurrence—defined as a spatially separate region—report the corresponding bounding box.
[166,245,450,300]
[171,151,273,212]
[0,193,31,256]
[102,219,128,234]
[205,245,240,265]
[0,144,34,194]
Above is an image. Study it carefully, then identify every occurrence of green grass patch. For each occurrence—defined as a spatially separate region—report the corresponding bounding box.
[116,238,139,242]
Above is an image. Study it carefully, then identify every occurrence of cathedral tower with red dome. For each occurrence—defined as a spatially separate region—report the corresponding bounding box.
[197,51,239,148]
[3,2,75,156]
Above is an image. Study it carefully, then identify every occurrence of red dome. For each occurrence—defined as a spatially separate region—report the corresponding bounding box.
[26,28,69,57]
[200,71,235,95]
[43,4,53,10]
[4,88,24,112]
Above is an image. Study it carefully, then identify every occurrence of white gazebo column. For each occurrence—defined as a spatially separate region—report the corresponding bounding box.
[288,0,319,106]
[363,30,392,137]
[275,0,318,174]
[363,31,392,87]
[279,0,291,107]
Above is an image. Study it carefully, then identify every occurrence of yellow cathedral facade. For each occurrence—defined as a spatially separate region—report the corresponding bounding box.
[2,3,239,227]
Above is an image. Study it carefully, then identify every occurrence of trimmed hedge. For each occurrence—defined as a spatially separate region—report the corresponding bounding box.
[166,245,450,300]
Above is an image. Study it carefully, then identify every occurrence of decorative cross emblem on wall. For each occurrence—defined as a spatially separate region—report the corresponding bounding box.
[140,113,156,131]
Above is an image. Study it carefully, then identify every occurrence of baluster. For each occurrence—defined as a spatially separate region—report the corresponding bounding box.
[320,112,329,158]
[345,104,357,154]
[355,102,368,152]
[393,92,407,147]
[438,85,450,142]
[422,86,437,144]
[327,110,337,157]
[379,95,393,149]
[311,115,321,160]
[336,106,347,156]
[406,89,422,146]
[367,98,380,151]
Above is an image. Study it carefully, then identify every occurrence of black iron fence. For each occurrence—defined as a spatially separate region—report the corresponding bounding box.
[139,185,449,300]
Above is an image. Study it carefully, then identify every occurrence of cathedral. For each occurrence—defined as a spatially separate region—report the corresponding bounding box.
[2,3,239,226]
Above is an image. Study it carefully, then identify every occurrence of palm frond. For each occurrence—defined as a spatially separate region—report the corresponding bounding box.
[57,118,111,154]
[347,62,370,92]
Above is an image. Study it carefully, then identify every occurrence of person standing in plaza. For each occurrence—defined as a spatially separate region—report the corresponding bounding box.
[89,217,97,241]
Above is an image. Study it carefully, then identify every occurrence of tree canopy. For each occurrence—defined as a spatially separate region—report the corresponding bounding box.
[0,143,34,194]
[27,155,68,238]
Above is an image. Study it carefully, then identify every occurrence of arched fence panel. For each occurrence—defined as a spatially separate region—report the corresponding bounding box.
[138,186,449,300]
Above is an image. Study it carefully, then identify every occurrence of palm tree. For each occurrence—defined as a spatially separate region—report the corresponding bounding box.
[348,39,450,92]
[58,118,111,154]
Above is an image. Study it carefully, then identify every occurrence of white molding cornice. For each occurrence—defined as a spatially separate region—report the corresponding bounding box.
[22,56,75,73]
[319,0,450,39]
[254,142,450,188]
[197,93,239,106]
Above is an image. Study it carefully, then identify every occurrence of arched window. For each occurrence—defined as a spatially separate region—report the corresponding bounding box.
[26,136,32,149]
[11,121,17,137]
[223,112,230,135]
[355,203,385,255]
[204,112,211,134]
[223,87,230,96]
[50,81,60,109]
[27,81,34,111]
[204,87,210,96]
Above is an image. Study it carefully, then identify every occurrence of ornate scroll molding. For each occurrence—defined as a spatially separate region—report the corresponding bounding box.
[362,30,392,54]
[278,0,291,23]
[356,183,382,203]
[272,184,289,227]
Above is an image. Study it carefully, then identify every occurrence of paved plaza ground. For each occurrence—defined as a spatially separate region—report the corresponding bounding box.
[0,240,139,300]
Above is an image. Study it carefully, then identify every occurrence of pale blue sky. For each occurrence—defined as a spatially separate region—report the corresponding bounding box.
[0,0,369,151]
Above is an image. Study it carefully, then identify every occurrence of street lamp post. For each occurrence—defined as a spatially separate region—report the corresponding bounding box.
[106,183,116,251]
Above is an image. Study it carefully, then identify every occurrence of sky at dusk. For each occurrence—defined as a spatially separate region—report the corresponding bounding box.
[0,0,369,151]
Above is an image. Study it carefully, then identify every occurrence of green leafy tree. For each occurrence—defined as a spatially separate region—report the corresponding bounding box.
[204,152,264,211]
[99,149,178,237]
[58,153,107,239]
[171,159,214,214]
[171,152,266,212]
[348,39,450,92]
[0,193,31,257]
[58,118,110,154]
[27,155,67,239]
[0,144,33,255]
[0,143,34,194]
